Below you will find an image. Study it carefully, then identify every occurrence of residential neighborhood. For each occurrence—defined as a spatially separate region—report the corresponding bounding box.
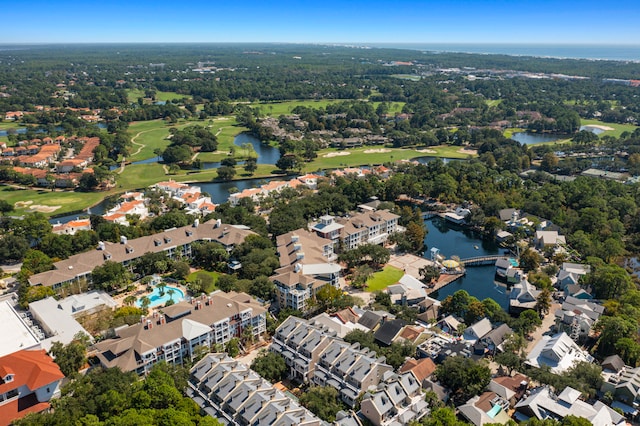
[2,41,640,426]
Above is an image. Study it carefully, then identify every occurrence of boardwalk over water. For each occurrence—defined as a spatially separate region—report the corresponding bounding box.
[459,255,505,267]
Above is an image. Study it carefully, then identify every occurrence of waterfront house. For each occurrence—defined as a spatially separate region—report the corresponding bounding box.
[385,274,430,306]
[52,218,91,235]
[508,278,541,314]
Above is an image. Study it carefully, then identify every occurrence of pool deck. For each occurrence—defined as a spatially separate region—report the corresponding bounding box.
[112,281,189,310]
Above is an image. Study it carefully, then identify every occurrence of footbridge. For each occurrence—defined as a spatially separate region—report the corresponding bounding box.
[459,255,505,267]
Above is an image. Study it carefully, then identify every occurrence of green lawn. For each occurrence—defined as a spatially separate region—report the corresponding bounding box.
[127,120,176,162]
[304,145,473,172]
[0,121,25,146]
[249,99,406,117]
[0,121,23,130]
[503,128,524,139]
[186,270,219,293]
[126,89,192,103]
[580,119,637,139]
[1,185,107,217]
[249,100,348,116]
[485,100,503,107]
[371,101,406,114]
[366,265,404,292]
[127,117,248,163]
[187,270,220,283]
[391,74,421,81]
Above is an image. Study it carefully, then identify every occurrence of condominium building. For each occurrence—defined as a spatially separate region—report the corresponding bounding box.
[311,209,400,251]
[28,220,254,291]
[272,316,393,407]
[93,291,266,375]
[272,229,340,311]
[189,353,322,426]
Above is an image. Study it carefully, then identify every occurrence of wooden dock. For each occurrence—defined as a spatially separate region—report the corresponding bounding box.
[426,272,465,295]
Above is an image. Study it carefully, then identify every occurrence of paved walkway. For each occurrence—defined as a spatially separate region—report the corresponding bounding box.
[236,342,271,366]
[388,253,437,279]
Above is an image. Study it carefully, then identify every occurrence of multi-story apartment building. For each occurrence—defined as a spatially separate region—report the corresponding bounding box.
[272,229,341,311]
[272,316,393,407]
[93,291,266,376]
[189,353,322,426]
[28,220,254,291]
[311,209,400,251]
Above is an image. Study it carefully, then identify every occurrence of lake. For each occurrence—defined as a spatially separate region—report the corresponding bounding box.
[423,217,509,309]
[128,133,280,168]
[511,125,606,145]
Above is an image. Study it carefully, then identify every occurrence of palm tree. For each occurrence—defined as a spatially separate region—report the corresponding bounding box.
[140,296,151,312]
[167,288,175,302]
[157,281,167,297]
[123,295,137,306]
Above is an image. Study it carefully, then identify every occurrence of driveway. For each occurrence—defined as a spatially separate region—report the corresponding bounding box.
[526,303,561,355]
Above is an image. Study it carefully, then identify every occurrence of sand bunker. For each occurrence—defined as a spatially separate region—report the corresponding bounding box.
[323,151,351,158]
[14,200,60,213]
[415,149,437,153]
[582,124,614,131]
[28,204,61,213]
[458,148,477,155]
[363,148,392,154]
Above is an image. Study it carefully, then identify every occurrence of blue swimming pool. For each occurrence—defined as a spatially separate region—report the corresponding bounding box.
[137,285,185,308]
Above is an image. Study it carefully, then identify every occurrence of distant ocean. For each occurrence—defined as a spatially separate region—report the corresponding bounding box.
[365,43,640,62]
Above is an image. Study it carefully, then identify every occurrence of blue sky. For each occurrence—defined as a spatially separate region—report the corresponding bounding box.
[1,0,638,44]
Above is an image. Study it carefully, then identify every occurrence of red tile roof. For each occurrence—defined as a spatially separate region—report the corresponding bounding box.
[0,393,51,426]
[0,350,64,395]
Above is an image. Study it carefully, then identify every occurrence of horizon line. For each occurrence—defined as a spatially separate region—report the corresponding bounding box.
[1,41,640,46]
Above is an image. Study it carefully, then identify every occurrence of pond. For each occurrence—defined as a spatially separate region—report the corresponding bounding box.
[413,156,457,165]
[423,217,509,309]
[510,132,565,145]
[127,133,279,168]
[510,125,606,145]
